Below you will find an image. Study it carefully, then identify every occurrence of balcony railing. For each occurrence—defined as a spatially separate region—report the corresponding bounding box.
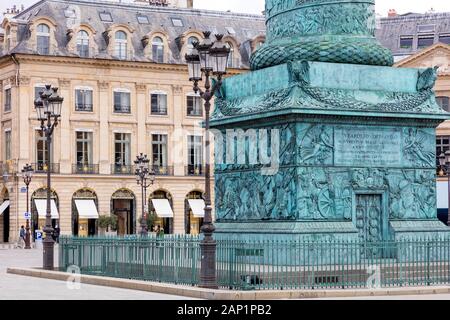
[73,164,99,174]
[186,165,204,176]
[32,163,60,174]
[151,108,168,116]
[152,165,174,176]
[75,104,93,112]
[112,164,134,175]
[113,105,131,114]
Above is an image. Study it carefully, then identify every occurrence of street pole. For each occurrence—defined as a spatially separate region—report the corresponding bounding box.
[135,154,154,236]
[43,113,54,270]
[22,164,33,250]
[185,32,230,289]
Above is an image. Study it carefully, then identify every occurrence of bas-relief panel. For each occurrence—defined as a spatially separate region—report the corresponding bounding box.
[215,123,438,222]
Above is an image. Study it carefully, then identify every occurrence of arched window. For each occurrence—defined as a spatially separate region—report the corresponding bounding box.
[115,31,128,60]
[187,36,199,49]
[226,42,234,68]
[37,23,50,54]
[437,96,450,112]
[76,30,89,58]
[152,36,164,63]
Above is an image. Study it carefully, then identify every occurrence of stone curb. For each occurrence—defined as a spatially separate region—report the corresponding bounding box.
[7,267,450,300]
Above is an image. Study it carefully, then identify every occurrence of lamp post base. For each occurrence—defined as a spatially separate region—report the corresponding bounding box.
[199,239,218,289]
[43,236,54,270]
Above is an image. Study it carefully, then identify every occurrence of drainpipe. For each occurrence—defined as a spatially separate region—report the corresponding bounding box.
[10,54,20,242]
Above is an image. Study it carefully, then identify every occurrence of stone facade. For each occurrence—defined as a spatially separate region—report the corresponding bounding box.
[0,0,265,242]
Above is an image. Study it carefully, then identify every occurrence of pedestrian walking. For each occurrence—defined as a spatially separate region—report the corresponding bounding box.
[19,226,26,249]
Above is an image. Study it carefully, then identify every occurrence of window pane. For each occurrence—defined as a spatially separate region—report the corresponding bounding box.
[439,35,450,45]
[418,36,434,49]
[400,36,413,49]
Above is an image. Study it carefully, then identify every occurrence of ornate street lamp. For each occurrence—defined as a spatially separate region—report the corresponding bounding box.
[21,164,34,250]
[34,84,63,270]
[439,151,450,227]
[135,153,155,236]
[185,32,230,289]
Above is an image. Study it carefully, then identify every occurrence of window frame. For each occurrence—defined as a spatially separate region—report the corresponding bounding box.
[152,37,164,63]
[171,18,184,27]
[36,23,50,55]
[436,96,450,112]
[99,12,113,22]
[36,129,52,165]
[115,31,128,60]
[4,88,11,112]
[152,134,168,167]
[75,131,93,165]
[75,88,94,112]
[113,89,131,114]
[439,34,450,45]
[114,133,131,166]
[417,34,435,49]
[76,30,90,58]
[399,36,413,49]
[150,91,168,115]
[4,130,11,161]
[186,94,203,117]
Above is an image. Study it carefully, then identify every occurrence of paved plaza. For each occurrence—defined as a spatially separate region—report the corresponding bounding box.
[0,247,195,300]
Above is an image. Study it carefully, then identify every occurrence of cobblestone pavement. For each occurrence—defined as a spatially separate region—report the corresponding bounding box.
[0,247,196,300]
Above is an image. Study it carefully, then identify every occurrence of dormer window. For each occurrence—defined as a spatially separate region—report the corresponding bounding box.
[226,42,235,68]
[137,15,149,24]
[37,23,50,54]
[152,37,164,63]
[115,31,128,60]
[171,18,183,27]
[77,30,89,58]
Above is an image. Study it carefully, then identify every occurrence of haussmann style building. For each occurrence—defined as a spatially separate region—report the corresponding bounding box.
[0,0,266,243]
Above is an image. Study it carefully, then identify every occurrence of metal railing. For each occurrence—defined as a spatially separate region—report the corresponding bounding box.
[112,164,134,175]
[32,163,60,174]
[75,104,93,112]
[186,165,204,176]
[59,237,450,290]
[72,164,99,174]
[152,165,174,176]
[113,105,131,114]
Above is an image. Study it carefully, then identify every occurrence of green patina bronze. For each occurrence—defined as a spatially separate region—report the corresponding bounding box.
[211,0,450,261]
[251,0,393,70]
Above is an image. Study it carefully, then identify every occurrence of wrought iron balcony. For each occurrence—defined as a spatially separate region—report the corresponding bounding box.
[113,105,131,114]
[112,164,134,175]
[151,108,168,116]
[186,165,204,176]
[152,165,174,176]
[32,163,60,174]
[75,103,93,112]
[73,164,99,174]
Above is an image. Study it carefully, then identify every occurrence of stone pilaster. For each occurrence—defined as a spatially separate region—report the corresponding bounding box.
[98,81,110,174]
[58,78,72,174]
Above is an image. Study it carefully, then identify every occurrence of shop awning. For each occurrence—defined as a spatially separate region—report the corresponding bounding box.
[75,200,99,219]
[34,199,59,219]
[0,200,10,216]
[151,199,174,218]
[188,199,206,218]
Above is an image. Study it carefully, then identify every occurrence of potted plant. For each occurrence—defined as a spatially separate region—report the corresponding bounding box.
[146,213,158,233]
[107,215,118,236]
[98,215,110,236]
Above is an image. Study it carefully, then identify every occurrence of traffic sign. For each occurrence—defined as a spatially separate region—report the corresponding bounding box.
[20,187,27,193]
[35,231,43,241]
[24,212,31,220]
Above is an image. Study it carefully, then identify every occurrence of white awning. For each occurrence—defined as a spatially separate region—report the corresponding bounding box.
[34,199,59,219]
[0,200,10,215]
[152,199,174,218]
[188,199,205,218]
[437,181,448,209]
[75,200,99,219]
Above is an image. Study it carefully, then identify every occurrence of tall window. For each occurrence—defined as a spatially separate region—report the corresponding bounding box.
[113,90,131,113]
[437,136,450,166]
[152,37,164,63]
[226,42,234,68]
[4,130,11,161]
[114,133,131,166]
[151,92,167,115]
[187,94,202,117]
[76,132,93,165]
[75,89,93,112]
[4,88,11,112]
[35,86,46,100]
[187,136,203,175]
[152,134,168,169]
[76,30,89,58]
[436,97,450,112]
[115,31,128,60]
[36,130,52,169]
[37,23,50,54]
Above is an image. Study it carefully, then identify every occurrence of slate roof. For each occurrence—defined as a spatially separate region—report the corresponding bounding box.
[376,12,450,60]
[1,0,266,67]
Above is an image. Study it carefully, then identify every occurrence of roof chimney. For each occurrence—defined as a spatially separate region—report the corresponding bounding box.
[388,9,397,17]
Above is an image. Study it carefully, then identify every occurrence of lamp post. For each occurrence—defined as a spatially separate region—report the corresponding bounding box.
[439,151,450,227]
[135,153,155,236]
[34,84,64,270]
[21,164,33,249]
[185,31,230,289]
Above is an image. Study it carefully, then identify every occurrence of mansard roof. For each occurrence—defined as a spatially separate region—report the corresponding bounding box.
[2,0,266,67]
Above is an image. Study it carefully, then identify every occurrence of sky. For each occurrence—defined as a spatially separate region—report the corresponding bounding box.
[0,0,449,18]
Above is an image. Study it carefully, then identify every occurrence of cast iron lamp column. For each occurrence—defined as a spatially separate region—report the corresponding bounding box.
[21,164,34,249]
[135,154,155,236]
[439,151,450,226]
[34,85,64,270]
[185,32,230,289]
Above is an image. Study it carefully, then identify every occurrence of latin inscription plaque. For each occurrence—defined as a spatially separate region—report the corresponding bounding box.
[334,128,402,166]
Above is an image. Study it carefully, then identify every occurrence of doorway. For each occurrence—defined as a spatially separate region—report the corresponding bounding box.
[111,189,135,236]
[355,194,384,258]
[2,207,9,243]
